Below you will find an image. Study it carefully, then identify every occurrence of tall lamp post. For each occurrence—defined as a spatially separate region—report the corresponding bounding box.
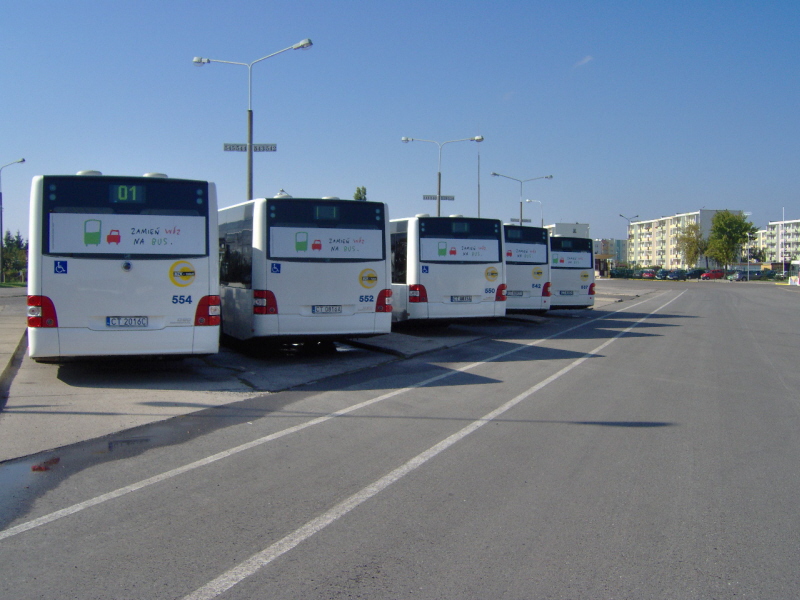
[491,172,553,225]
[401,136,484,216]
[193,39,313,200]
[0,158,25,283]
[620,214,638,269]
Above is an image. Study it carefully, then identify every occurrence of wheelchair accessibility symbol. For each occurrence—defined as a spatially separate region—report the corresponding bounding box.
[271,263,281,274]
[54,261,68,274]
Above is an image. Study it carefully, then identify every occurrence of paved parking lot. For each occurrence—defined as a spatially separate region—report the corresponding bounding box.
[0,285,633,463]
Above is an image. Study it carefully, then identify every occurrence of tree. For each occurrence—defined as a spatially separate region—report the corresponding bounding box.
[353,186,367,201]
[705,211,756,271]
[2,229,28,282]
[675,222,707,268]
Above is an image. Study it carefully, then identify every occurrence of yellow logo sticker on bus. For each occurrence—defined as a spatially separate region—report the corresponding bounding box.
[359,268,379,289]
[169,261,196,287]
[485,266,499,282]
[580,271,590,281]
[532,267,544,279]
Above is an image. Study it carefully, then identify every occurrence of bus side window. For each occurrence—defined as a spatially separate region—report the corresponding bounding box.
[391,232,407,284]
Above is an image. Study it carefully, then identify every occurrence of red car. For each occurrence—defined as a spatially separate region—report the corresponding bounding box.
[700,269,724,280]
[641,269,656,279]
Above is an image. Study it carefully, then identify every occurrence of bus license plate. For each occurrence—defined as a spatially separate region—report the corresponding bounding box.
[450,295,472,303]
[506,291,523,297]
[312,305,342,314]
[106,316,148,327]
[559,290,574,296]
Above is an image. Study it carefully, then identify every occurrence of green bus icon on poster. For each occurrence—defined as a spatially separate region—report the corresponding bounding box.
[295,231,308,251]
[84,219,102,246]
[438,241,447,256]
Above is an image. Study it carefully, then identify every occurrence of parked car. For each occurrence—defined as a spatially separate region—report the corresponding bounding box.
[641,269,656,279]
[611,268,634,278]
[685,268,704,279]
[655,269,670,280]
[667,269,687,280]
[701,269,725,280]
[731,270,761,281]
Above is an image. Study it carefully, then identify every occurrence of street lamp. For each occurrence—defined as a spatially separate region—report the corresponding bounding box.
[525,199,543,227]
[491,172,553,226]
[193,38,313,200]
[0,158,25,283]
[620,214,638,269]
[401,136,484,216]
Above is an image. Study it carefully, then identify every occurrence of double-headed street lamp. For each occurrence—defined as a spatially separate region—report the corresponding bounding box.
[619,214,638,267]
[0,158,25,283]
[401,136,484,216]
[193,39,313,200]
[491,172,553,226]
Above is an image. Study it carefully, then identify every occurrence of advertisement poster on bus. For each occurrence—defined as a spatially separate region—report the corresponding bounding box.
[48,213,207,255]
[504,242,547,264]
[269,227,384,260]
[551,251,592,268]
[419,238,500,262]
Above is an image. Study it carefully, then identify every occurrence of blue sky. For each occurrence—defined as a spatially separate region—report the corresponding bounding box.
[3,0,799,240]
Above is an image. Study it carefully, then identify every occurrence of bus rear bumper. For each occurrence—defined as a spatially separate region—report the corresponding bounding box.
[403,301,506,321]
[27,326,219,360]
[251,312,392,339]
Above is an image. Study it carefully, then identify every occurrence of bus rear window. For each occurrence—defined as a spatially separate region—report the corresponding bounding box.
[267,199,386,262]
[268,199,384,229]
[419,217,501,240]
[41,176,209,257]
[417,218,502,263]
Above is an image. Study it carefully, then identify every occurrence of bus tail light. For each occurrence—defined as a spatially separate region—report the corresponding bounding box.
[376,289,393,312]
[588,283,596,296]
[495,284,507,301]
[408,284,428,303]
[195,295,221,326]
[254,290,278,314]
[27,295,59,328]
[542,282,552,297]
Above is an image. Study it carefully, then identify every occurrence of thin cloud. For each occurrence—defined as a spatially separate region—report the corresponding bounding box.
[574,55,594,68]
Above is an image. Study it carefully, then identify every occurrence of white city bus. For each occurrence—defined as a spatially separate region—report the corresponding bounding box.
[390,215,506,322]
[218,195,392,342]
[503,224,551,313]
[548,235,595,309]
[27,172,220,360]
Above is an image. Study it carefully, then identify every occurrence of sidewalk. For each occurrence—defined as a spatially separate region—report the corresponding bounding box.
[0,288,28,401]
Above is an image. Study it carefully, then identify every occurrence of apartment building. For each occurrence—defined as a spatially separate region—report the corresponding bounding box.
[626,209,741,269]
[764,219,800,266]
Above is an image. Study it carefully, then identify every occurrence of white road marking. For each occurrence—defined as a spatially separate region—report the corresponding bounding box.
[182,291,685,599]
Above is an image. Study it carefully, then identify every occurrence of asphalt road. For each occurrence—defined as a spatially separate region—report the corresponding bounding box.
[1,280,799,599]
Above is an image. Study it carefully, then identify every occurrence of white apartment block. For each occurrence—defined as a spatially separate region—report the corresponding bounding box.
[626,210,741,269]
[764,219,800,265]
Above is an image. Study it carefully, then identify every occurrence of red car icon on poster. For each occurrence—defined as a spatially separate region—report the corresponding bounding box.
[449,247,457,255]
[312,239,322,251]
[106,230,121,244]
